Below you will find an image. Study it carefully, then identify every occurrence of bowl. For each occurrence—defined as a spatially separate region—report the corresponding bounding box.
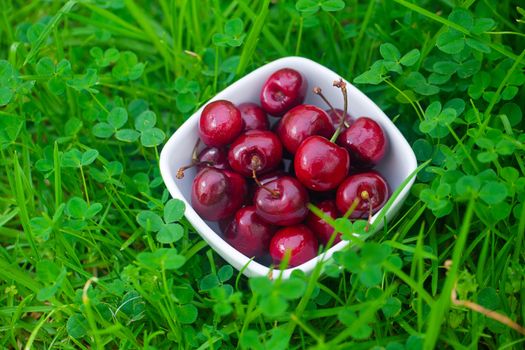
[159,56,417,279]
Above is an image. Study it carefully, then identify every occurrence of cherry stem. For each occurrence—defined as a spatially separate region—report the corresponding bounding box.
[176,139,207,179]
[330,79,348,143]
[191,139,201,162]
[313,87,349,129]
[176,161,213,179]
[251,155,280,199]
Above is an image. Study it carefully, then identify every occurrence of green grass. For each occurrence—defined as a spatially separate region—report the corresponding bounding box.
[1,0,524,349]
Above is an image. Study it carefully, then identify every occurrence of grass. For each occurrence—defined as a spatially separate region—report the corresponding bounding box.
[0,0,524,349]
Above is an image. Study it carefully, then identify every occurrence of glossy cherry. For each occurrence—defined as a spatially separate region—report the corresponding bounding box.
[336,171,389,219]
[196,147,229,171]
[294,135,350,191]
[191,168,247,221]
[276,104,334,154]
[269,225,318,267]
[199,100,243,147]
[326,108,353,129]
[177,146,229,179]
[337,117,387,168]
[247,170,287,200]
[238,103,270,131]
[228,130,283,177]
[224,206,276,258]
[260,68,307,117]
[306,200,341,245]
[254,176,309,226]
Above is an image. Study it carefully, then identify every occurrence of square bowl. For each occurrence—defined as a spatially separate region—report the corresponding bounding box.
[159,56,417,279]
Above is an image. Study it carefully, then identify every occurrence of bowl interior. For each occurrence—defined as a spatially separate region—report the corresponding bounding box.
[160,57,417,278]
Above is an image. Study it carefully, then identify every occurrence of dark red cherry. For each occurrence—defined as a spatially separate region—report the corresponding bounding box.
[224,206,276,258]
[260,68,307,117]
[269,225,318,267]
[326,108,353,129]
[238,103,270,131]
[294,136,350,191]
[191,168,247,221]
[196,147,229,171]
[336,171,389,219]
[254,176,309,226]
[199,100,243,147]
[337,117,387,168]
[276,104,334,154]
[306,200,341,245]
[228,130,283,177]
[247,170,287,200]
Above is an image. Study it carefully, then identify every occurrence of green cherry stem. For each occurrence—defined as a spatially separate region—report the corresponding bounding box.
[330,78,349,143]
[313,87,350,129]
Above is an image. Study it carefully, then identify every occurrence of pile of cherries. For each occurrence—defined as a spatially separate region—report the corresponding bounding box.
[177,68,390,268]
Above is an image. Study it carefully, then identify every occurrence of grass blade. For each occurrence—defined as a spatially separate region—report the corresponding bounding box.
[236,0,271,76]
[423,199,475,349]
[23,1,77,66]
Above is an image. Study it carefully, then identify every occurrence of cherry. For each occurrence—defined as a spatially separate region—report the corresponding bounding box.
[228,130,283,177]
[196,147,229,171]
[306,200,341,245]
[238,103,270,131]
[293,80,350,191]
[326,108,353,129]
[254,176,309,226]
[191,168,247,221]
[177,143,229,179]
[312,87,353,129]
[294,135,350,191]
[269,225,318,267]
[224,206,276,258]
[260,68,307,117]
[199,100,243,147]
[336,171,389,220]
[247,170,287,200]
[337,117,387,168]
[276,104,334,154]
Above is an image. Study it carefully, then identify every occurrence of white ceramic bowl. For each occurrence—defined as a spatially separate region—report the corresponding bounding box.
[159,56,417,279]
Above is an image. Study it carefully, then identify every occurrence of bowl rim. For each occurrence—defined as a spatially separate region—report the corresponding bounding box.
[159,56,418,279]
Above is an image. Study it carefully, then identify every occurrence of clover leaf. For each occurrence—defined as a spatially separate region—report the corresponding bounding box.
[212,18,246,47]
[93,107,128,138]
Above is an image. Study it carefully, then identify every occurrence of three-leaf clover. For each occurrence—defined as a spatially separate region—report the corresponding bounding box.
[379,43,420,73]
[66,197,103,220]
[249,276,306,318]
[90,161,124,187]
[136,199,185,244]
[90,47,120,68]
[135,110,166,147]
[61,148,99,168]
[212,18,246,47]
[437,9,492,54]
[420,181,453,218]
[112,51,145,81]
[93,107,129,138]
[334,242,398,287]
[36,57,73,95]
[419,101,457,137]
[113,109,166,146]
